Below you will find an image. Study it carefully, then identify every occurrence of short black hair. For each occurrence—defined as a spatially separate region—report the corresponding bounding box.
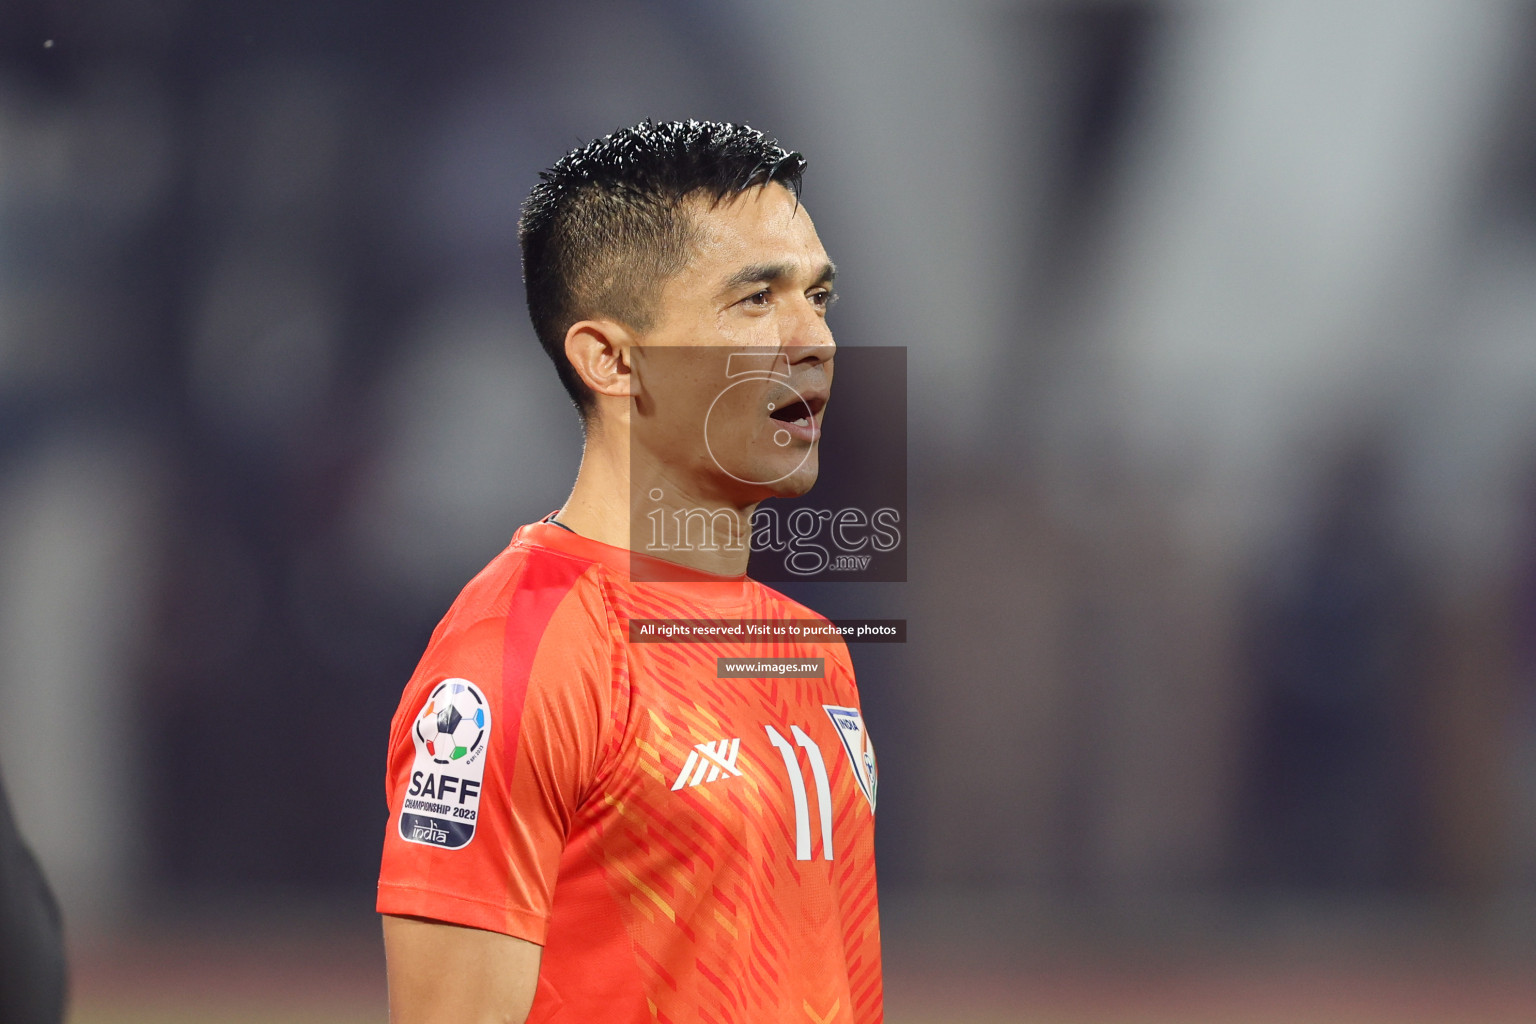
[519,120,807,417]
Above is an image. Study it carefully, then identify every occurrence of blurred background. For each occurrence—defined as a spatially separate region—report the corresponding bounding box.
[3,1,1536,1021]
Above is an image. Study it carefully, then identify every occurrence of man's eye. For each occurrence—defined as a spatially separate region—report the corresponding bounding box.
[811,290,838,310]
[743,290,771,307]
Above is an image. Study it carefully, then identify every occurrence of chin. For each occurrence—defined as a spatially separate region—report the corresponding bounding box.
[763,458,820,499]
[707,442,820,503]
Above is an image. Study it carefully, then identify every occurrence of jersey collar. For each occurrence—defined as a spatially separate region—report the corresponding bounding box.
[514,518,754,605]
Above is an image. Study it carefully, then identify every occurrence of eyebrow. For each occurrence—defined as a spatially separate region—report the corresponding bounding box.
[723,260,837,293]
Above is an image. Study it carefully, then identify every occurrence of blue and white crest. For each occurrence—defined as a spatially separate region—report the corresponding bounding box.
[823,704,877,812]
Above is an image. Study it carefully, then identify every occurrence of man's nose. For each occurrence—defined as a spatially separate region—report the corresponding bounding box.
[783,297,835,360]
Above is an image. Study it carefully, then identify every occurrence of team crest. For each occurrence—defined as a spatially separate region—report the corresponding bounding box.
[399,678,490,850]
[823,705,877,812]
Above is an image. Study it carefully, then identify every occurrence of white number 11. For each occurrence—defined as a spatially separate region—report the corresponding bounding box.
[764,724,834,860]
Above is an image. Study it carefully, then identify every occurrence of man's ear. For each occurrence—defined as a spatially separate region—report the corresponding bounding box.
[565,318,637,401]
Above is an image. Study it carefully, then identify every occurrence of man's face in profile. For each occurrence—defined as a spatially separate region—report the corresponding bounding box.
[630,183,836,505]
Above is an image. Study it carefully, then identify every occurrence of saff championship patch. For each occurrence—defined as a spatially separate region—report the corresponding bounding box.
[824,704,877,812]
[399,678,489,850]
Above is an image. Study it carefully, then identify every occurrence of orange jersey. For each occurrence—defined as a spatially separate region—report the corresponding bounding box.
[377,520,882,1023]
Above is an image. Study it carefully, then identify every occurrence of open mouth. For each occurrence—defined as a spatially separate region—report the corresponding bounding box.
[769,396,816,427]
[766,392,825,444]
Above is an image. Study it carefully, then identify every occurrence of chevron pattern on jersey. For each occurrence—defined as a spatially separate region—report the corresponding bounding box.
[580,573,881,1024]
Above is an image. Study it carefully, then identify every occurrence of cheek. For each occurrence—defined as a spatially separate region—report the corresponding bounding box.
[669,376,750,453]
[666,378,715,428]
[713,311,779,347]
[642,347,725,420]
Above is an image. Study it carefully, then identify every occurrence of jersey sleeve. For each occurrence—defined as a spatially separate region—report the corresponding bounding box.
[377,560,620,944]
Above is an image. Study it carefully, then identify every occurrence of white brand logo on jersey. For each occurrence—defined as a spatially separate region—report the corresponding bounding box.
[824,705,877,812]
[671,738,742,790]
[399,678,490,850]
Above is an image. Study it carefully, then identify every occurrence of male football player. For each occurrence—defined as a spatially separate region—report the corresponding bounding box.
[378,121,881,1023]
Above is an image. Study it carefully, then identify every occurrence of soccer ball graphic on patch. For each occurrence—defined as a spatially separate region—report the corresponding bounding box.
[415,679,487,765]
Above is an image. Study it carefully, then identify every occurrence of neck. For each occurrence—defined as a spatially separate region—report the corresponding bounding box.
[556,421,756,577]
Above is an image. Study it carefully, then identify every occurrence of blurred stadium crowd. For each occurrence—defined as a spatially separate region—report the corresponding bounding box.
[2,0,1536,1017]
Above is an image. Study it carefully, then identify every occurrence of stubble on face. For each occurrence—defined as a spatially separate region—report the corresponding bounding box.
[628,185,836,511]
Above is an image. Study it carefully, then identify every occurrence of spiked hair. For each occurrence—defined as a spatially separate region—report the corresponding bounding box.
[519,120,807,416]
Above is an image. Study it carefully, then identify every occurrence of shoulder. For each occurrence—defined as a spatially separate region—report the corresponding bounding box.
[439,538,611,645]
[399,540,617,719]
[389,539,622,755]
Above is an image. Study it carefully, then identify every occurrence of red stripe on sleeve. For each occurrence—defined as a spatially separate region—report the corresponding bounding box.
[498,553,591,770]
